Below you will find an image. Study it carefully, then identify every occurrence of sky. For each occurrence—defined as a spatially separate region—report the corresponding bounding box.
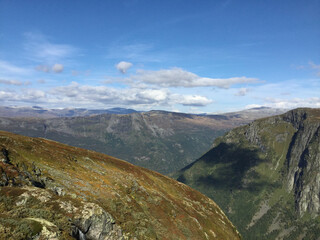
[0,0,319,113]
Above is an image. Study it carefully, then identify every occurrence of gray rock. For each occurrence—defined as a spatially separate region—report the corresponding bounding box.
[282,109,320,216]
[73,202,124,240]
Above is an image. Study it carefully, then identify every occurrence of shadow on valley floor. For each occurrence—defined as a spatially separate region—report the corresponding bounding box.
[178,142,281,192]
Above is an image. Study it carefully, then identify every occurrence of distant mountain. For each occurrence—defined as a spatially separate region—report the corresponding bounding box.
[174,108,320,239]
[0,130,240,239]
[0,111,228,174]
[217,107,289,120]
[0,106,138,118]
[0,107,288,174]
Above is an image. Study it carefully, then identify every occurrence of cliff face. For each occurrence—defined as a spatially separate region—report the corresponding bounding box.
[0,130,240,240]
[175,108,320,239]
[283,110,320,216]
[243,108,320,216]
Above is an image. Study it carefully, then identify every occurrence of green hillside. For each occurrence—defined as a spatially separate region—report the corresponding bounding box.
[175,108,320,239]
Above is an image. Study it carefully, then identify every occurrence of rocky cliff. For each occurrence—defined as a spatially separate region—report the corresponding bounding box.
[175,108,320,239]
[0,130,240,239]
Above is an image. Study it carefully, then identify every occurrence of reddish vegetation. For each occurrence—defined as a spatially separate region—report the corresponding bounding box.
[0,130,240,239]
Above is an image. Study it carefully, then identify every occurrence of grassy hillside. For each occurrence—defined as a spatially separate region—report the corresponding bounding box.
[175,108,320,239]
[0,130,240,239]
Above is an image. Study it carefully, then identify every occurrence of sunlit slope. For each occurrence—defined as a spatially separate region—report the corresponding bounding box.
[0,130,240,239]
[175,108,320,239]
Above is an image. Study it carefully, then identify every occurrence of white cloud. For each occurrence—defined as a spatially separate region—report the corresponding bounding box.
[235,88,249,96]
[116,61,133,74]
[133,67,258,88]
[50,82,169,106]
[52,63,64,73]
[0,79,30,86]
[137,89,168,101]
[174,95,213,106]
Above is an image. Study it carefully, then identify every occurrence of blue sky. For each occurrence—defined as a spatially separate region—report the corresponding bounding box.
[0,0,319,113]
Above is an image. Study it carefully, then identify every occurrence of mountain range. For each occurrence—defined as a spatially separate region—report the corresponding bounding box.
[174,108,320,239]
[0,106,138,118]
[0,106,287,175]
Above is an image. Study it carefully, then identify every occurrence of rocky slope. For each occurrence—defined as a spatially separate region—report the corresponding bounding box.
[0,108,287,175]
[0,130,240,240]
[174,108,320,239]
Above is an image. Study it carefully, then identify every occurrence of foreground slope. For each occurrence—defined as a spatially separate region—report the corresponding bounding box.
[175,108,320,239]
[0,130,240,239]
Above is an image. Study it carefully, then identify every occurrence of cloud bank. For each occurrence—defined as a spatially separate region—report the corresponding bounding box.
[49,82,212,107]
[132,68,258,88]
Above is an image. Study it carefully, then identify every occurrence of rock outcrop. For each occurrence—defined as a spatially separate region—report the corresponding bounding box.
[0,185,124,240]
[72,202,123,240]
